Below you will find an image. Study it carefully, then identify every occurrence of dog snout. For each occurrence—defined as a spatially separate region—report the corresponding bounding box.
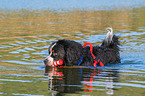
[43,56,54,66]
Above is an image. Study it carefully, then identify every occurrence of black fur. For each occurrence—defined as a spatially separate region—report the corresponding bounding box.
[44,35,120,66]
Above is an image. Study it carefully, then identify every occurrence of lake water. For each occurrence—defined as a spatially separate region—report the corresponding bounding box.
[0,1,145,96]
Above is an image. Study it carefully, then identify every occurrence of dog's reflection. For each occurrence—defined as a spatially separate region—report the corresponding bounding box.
[45,66,84,94]
[44,66,119,96]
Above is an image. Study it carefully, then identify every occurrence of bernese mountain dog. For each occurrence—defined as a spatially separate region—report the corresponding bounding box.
[44,27,120,67]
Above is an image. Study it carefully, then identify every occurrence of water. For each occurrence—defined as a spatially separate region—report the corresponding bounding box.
[0,1,145,96]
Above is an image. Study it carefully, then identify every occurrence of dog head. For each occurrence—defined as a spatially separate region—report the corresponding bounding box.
[44,42,65,66]
[44,39,84,66]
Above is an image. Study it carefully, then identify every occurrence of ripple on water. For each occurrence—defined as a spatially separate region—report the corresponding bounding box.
[1,60,40,65]
[9,49,28,53]
[0,79,33,82]
[33,46,48,49]
[25,41,37,44]
[9,43,20,46]
[113,82,145,88]
[0,45,13,48]
[24,47,36,51]
[16,42,29,45]
[12,93,44,96]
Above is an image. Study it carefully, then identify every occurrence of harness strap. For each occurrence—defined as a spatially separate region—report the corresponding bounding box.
[78,56,83,66]
[83,42,104,67]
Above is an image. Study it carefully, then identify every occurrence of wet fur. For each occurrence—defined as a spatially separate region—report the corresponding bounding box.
[44,28,120,66]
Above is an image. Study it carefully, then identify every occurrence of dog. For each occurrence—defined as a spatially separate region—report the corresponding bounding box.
[44,27,120,67]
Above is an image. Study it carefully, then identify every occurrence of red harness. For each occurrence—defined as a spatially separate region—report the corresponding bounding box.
[83,42,104,67]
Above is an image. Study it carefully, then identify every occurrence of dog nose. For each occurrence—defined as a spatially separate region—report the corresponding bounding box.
[44,59,48,64]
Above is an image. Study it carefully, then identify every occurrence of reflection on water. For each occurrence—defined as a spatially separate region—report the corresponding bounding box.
[0,4,145,96]
[44,66,120,96]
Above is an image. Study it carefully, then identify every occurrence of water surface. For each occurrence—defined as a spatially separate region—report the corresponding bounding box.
[0,1,145,96]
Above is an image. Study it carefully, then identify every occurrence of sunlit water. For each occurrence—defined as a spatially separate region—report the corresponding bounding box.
[0,1,145,96]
